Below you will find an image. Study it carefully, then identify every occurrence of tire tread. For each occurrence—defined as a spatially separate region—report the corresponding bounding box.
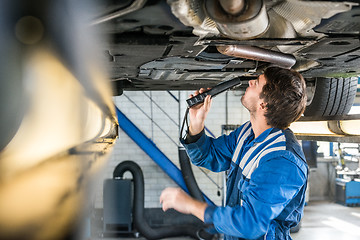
[304,77,357,117]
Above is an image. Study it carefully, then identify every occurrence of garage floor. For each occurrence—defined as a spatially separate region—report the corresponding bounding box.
[292,201,360,240]
[96,201,360,240]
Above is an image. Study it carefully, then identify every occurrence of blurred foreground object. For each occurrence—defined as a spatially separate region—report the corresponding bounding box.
[0,1,118,239]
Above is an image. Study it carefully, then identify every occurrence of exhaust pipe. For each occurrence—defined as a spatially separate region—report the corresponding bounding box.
[219,0,245,15]
[205,0,269,39]
[217,45,296,69]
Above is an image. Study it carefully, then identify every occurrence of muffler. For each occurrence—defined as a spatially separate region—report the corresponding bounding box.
[205,0,269,39]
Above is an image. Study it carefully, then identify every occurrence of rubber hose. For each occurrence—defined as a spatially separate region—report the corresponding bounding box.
[178,147,218,240]
[113,160,205,240]
[178,146,205,202]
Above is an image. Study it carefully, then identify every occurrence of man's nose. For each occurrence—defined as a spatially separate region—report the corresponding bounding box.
[249,79,255,86]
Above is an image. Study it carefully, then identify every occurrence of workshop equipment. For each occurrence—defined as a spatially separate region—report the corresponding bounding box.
[103,179,133,234]
[335,143,360,206]
[335,178,360,206]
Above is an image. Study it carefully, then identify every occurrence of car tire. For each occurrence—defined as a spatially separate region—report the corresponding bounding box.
[304,77,358,116]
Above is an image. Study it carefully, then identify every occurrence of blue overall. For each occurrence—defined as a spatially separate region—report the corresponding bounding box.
[182,121,308,240]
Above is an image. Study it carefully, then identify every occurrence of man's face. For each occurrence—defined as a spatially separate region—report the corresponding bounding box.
[241,74,267,113]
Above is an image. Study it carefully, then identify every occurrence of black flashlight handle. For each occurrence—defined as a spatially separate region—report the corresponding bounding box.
[186,78,246,108]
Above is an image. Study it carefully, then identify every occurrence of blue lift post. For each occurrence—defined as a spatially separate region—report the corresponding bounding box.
[116,106,214,206]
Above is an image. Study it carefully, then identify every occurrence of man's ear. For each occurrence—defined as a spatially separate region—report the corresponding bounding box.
[260,102,267,110]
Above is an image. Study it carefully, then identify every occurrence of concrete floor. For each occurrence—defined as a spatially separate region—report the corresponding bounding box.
[97,201,360,240]
[292,201,360,240]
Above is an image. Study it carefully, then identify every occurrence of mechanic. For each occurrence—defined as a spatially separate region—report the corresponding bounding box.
[160,66,309,240]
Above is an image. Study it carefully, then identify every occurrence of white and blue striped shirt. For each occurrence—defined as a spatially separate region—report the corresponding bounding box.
[183,121,308,240]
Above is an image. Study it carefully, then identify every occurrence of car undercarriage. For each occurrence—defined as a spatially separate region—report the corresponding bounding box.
[92,0,360,116]
[93,0,359,92]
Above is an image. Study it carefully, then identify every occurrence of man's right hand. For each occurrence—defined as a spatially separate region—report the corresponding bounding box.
[188,88,212,135]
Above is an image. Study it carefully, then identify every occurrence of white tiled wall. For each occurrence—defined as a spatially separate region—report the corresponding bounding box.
[94,90,250,208]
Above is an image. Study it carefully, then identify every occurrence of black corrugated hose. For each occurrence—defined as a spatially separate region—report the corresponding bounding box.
[113,160,214,240]
[178,146,205,202]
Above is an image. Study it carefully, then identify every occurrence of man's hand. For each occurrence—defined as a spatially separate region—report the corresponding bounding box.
[188,88,212,135]
[159,187,208,222]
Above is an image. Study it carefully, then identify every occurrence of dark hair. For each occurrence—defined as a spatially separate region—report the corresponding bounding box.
[260,66,307,129]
